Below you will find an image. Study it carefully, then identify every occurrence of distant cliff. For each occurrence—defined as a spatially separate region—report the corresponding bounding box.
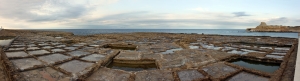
[247,22,298,32]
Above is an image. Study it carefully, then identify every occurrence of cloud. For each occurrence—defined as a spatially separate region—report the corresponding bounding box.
[267,17,289,24]
[232,12,250,17]
[0,0,117,22]
[1,0,296,29]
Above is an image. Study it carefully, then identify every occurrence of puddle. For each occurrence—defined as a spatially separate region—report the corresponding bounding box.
[0,36,14,46]
[227,72,269,81]
[81,54,106,62]
[189,45,199,49]
[161,48,183,54]
[107,62,157,71]
[38,54,71,64]
[0,39,13,46]
[229,59,280,73]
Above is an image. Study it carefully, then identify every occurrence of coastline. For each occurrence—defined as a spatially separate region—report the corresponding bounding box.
[0,29,298,81]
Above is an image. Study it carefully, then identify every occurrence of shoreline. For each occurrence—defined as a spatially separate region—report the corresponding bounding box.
[0,29,298,81]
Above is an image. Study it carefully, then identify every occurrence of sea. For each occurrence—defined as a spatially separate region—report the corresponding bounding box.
[39,29,298,38]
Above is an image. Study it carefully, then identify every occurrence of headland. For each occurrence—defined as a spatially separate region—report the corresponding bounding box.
[247,22,300,32]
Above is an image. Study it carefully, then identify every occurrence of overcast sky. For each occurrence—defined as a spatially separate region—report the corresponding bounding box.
[0,0,299,29]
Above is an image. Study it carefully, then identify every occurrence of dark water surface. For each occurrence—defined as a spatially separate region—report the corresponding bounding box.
[34,29,298,38]
[229,59,280,73]
[107,62,157,71]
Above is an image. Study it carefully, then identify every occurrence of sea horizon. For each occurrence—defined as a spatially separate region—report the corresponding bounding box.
[12,29,297,38]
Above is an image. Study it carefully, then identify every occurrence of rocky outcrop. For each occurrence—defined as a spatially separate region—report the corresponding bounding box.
[247,22,291,32]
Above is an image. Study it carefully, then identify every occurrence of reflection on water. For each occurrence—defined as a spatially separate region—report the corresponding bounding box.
[107,62,157,71]
[229,59,280,73]
[0,36,15,46]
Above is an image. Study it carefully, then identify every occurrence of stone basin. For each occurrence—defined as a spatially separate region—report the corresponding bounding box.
[38,54,71,65]
[67,51,90,57]
[177,69,206,81]
[57,60,94,74]
[5,51,29,58]
[28,50,51,56]
[229,59,280,73]
[11,58,44,71]
[202,62,237,78]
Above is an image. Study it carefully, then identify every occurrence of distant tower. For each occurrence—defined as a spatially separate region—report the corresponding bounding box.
[259,22,267,26]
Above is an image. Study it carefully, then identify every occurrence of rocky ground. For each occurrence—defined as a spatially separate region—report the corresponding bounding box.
[0,29,298,81]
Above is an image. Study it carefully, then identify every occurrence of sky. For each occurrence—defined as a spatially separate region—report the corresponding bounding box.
[0,0,299,29]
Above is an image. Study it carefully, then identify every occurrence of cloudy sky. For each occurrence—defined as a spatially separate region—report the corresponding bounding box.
[0,0,299,29]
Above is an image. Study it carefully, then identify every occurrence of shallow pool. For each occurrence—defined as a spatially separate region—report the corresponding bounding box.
[229,59,280,73]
